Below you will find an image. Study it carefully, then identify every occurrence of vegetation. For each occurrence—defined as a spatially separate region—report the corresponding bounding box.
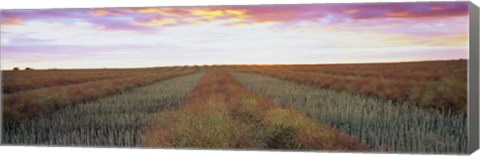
[2,66,183,93]
[0,60,468,154]
[232,72,467,154]
[231,60,467,114]
[2,71,204,146]
[143,69,369,151]
[2,66,198,124]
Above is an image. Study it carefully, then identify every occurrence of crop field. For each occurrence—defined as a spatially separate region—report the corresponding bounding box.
[3,67,171,94]
[2,66,198,123]
[3,71,204,146]
[231,72,466,153]
[1,60,468,154]
[231,60,467,114]
[143,69,369,150]
[1,2,471,155]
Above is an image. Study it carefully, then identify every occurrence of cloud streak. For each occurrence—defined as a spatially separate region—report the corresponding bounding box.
[0,2,469,69]
[1,2,468,31]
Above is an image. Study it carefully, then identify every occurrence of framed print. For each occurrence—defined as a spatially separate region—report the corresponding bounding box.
[1,0,479,155]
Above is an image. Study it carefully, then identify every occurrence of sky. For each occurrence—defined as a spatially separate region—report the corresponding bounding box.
[0,2,469,70]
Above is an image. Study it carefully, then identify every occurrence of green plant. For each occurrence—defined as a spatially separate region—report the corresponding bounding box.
[2,71,204,146]
[233,72,467,154]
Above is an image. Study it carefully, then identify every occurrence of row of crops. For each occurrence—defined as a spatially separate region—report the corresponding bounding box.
[2,61,468,153]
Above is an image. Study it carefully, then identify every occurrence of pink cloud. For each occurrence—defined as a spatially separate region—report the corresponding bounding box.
[0,2,468,31]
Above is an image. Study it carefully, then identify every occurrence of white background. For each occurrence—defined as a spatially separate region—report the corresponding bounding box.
[0,0,479,156]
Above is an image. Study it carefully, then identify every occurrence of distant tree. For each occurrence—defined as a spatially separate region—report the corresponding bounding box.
[25,67,33,71]
[12,67,19,71]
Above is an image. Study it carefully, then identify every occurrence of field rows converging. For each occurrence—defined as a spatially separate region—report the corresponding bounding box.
[231,72,467,153]
[2,66,181,94]
[2,71,205,146]
[232,60,467,114]
[2,66,198,124]
[143,69,369,151]
[0,62,468,153]
[263,60,466,82]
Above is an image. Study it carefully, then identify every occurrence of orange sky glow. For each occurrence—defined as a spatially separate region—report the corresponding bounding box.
[0,2,469,69]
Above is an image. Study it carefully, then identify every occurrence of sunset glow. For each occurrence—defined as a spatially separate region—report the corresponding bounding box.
[0,2,469,69]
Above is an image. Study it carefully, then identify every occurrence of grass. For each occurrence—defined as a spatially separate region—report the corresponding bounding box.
[1,63,468,154]
[2,71,204,146]
[230,60,467,114]
[2,66,183,94]
[232,72,467,154]
[143,69,369,151]
[266,60,466,82]
[2,67,198,124]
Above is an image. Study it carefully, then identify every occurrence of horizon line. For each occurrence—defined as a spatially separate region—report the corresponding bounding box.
[1,58,468,71]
